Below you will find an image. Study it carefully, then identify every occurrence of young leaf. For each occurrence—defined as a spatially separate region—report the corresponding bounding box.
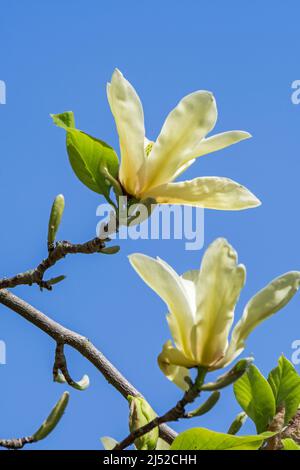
[170,428,274,450]
[268,355,300,425]
[234,364,276,433]
[51,111,75,129]
[51,112,119,199]
[282,438,300,450]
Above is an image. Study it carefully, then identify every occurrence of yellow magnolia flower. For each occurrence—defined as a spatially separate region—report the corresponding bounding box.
[129,239,300,390]
[107,69,260,210]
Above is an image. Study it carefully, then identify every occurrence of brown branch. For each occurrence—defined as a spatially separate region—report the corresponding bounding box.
[0,237,109,291]
[282,410,300,444]
[114,368,207,450]
[0,289,177,445]
[53,342,80,387]
[265,405,285,450]
[0,436,34,450]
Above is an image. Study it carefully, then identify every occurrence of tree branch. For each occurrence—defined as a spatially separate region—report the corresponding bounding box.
[0,289,177,445]
[0,237,110,291]
[0,436,34,450]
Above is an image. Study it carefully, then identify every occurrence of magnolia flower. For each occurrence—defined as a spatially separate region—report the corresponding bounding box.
[129,239,300,390]
[107,69,260,210]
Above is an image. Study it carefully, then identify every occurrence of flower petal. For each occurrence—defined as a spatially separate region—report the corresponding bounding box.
[143,177,261,210]
[192,130,251,159]
[107,69,145,194]
[193,238,246,367]
[128,254,194,354]
[158,340,192,390]
[220,272,300,367]
[142,91,217,191]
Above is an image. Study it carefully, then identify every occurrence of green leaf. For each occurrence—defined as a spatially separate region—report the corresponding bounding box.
[32,392,69,441]
[282,438,300,450]
[51,112,119,199]
[51,111,75,129]
[234,365,276,433]
[268,355,300,425]
[170,428,274,450]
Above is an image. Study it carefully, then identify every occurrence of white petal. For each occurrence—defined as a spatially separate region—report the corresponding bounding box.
[180,270,199,313]
[143,176,261,210]
[192,238,246,367]
[128,253,195,354]
[170,159,195,181]
[142,91,217,191]
[192,130,251,159]
[158,340,192,390]
[221,272,300,367]
[107,69,146,195]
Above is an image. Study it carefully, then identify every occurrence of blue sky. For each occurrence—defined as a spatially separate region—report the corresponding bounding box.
[1,0,300,449]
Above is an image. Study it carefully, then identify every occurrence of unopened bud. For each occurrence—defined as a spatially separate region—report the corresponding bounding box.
[128,396,158,450]
[48,194,65,249]
[227,411,247,435]
[186,391,220,418]
[201,358,253,391]
[32,392,69,442]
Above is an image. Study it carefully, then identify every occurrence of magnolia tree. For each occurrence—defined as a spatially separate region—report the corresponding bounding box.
[1,70,300,451]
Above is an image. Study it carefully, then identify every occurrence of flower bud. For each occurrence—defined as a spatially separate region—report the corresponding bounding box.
[201,358,253,391]
[32,392,69,442]
[227,411,247,435]
[48,194,65,249]
[128,396,158,450]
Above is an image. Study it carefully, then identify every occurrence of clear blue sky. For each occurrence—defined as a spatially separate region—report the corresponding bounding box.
[1,0,300,450]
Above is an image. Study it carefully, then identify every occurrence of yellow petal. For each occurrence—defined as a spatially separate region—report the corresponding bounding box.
[220,272,300,367]
[143,91,217,191]
[107,69,145,195]
[158,340,192,390]
[143,177,261,210]
[193,238,246,367]
[128,254,194,354]
[192,130,251,159]
[170,159,195,181]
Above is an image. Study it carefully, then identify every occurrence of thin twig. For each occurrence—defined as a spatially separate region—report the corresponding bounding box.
[0,237,109,291]
[114,368,207,450]
[0,289,177,445]
[53,342,79,387]
[0,436,34,450]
